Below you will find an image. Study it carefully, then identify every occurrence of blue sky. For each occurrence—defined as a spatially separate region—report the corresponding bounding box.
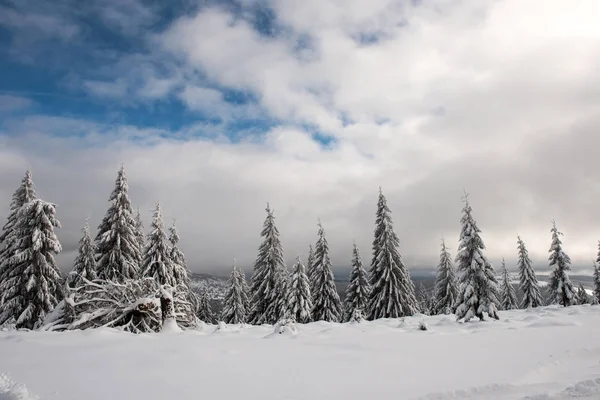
[1,0,600,274]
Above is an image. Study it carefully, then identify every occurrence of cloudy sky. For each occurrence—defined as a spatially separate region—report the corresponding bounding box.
[1,0,599,276]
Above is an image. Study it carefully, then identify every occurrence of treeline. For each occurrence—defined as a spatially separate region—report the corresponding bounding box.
[0,168,599,333]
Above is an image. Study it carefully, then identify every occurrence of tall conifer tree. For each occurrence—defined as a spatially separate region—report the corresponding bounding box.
[311,221,342,322]
[221,262,248,324]
[593,258,600,305]
[141,203,176,286]
[499,259,518,310]
[95,167,140,282]
[432,239,458,315]
[517,236,543,308]
[0,170,37,287]
[287,256,312,323]
[67,220,97,288]
[547,221,575,307]
[454,194,499,322]
[367,189,418,319]
[343,243,370,322]
[0,199,62,329]
[248,204,286,325]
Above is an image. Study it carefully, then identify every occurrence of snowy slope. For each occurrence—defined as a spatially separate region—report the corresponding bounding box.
[1,305,600,400]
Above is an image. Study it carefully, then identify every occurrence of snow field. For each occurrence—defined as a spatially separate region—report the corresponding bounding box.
[2,305,600,400]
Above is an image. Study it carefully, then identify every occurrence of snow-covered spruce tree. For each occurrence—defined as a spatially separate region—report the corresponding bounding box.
[141,203,175,286]
[367,189,418,319]
[500,259,518,310]
[517,236,544,308]
[287,256,312,323]
[417,282,431,315]
[197,291,215,323]
[167,220,198,327]
[343,243,370,322]
[95,167,141,282]
[134,208,145,260]
[432,239,458,315]
[307,244,316,290]
[168,220,190,287]
[547,221,575,307]
[0,170,37,288]
[0,199,63,329]
[272,264,290,321]
[311,221,342,322]
[576,283,589,305]
[593,259,600,305]
[67,220,97,288]
[221,262,248,324]
[454,194,500,322]
[248,204,286,325]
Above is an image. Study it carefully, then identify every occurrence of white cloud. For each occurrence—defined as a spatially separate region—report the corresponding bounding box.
[2,0,600,275]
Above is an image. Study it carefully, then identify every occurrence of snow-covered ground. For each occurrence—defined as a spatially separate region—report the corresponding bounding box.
[1,305,600,400]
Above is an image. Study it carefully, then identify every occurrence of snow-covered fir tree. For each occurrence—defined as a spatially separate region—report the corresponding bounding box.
[307,244,316,290]
[67,220,97,288]
[593,259,600,305]
[517,236,544,308]
[95,167,141,282]
[168,220,190,287]
[134,208,145,261]
[311,221,342,322]
[432,239,458,315]
[239,267,250,313]
[417,282,431,315]
[272,264,290,321]
[500,259,518,310]
[367,189,418,319]
[454,194,500,322]
[248,204,286,325]
[343,243,370,322]
[0,199,63,329]
[576,283,589,305]
[197,292,215,323]
[0,170,37,288]
[547,221,575,307]
[166,220,198,327]
[287,256,312,323]
[141,203,176,286]
[221,262,248,324]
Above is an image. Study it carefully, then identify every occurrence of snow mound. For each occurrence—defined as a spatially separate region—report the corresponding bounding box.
[0,374,38,400]
[266,319,298,338]
[160,318,181,334]
[212,321,228,334]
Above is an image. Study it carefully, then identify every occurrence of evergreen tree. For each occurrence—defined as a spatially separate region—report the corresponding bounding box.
[221,262,248,324]
[67,220,97,288]
[307,244,316,290]
[134,208,145,259]
[0,199,62,329]
[248,204,286,325]
[0,170,37,287]
[499,259,518,310]
[287,256,312,323]
[197,291,215,323]
[343,243,370,322]
[454,194,499,322]
[417,282,431,315]
[141,203,176,286]
[311,221,342,322]
[432,239,458,315]
[517,236,544,308]
[168,220,190,287]
[547,221,575,307]
[95,167,141,282]
[239,267,250,313]
[367,189,418,319]
[593,258,600,305]
[576,283,589,305]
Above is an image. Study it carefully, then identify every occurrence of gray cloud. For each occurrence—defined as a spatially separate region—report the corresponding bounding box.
[1,0,600,277]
